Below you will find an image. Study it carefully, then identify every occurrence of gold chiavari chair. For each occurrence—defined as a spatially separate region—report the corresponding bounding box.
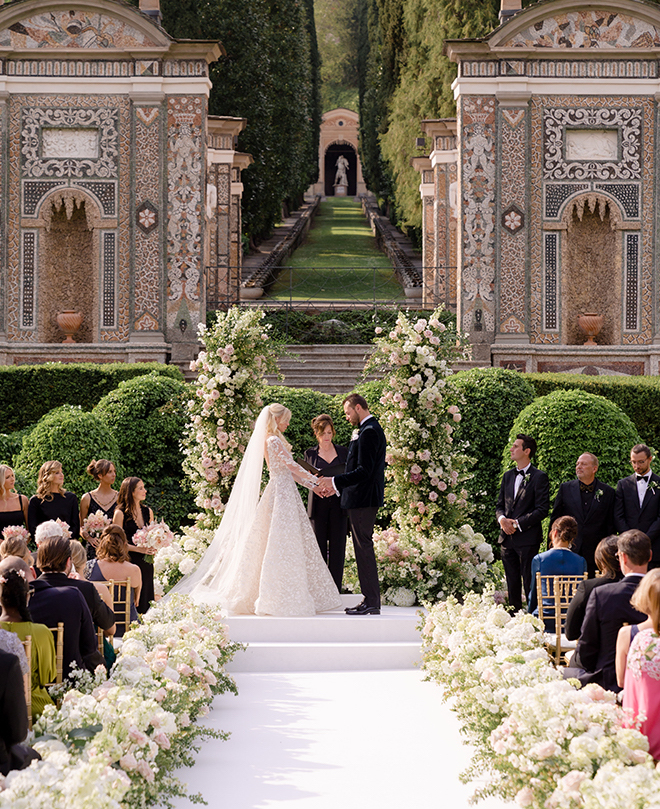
[537,573,588,666]
[20,634,32,729]
[46,622,64,685]
[100,580,134,638]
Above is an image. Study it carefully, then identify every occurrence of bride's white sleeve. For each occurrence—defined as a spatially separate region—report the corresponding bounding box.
[267,437,319,490]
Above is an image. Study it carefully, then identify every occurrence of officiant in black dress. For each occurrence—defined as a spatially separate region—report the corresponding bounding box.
[304,414,348,591]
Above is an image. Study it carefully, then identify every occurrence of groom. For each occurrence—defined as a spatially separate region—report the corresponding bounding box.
[317,394,386,615]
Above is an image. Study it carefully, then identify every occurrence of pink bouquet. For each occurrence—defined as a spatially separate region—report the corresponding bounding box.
[82,510,111,540]
[55,518,72,540]
[1,525,30,543]
[132,520,174,561]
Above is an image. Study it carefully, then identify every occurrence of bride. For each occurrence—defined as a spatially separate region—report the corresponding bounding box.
[173,403,342,616]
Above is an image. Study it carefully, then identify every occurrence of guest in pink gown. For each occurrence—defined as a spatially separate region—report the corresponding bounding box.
[622,569,660,759]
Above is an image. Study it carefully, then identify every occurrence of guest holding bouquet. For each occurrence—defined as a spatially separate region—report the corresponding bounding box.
[79,460,118,559]
[27,461,79,540]
[304,414,348,591]
[0,466,28,536]
[113,478,155,614]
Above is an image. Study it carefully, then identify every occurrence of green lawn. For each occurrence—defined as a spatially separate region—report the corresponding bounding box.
[268,197,404,302]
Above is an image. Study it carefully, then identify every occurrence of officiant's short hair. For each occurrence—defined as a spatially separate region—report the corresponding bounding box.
[311,414,335,438]
[343,393,368,410]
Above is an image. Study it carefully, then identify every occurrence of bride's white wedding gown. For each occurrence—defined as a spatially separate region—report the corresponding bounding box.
[190,436,342,616]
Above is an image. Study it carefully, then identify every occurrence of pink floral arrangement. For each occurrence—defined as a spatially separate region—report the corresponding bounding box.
[55,518,72,540]
[82,510,111,540]
[132,520,175,554]
[1,525,30,543]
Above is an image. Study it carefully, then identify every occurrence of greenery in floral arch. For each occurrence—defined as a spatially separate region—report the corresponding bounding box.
[182,307,280,531]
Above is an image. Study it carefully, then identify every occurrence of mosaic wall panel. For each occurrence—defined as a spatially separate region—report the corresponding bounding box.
[544,184,589,218]
[462,60,658,78]
[133,105,162,332]
[102,231,116,328]
[459,96,496,333]
[7,95,130,343]
[166,95,205,328]
[543,233,558,332]
[163,61,208,77]
[0,12,158,49]
[498,106,527,334]
[529,95,653,345]
[625,233,640,332]
[502,11,660,49]
[20,230,36,329]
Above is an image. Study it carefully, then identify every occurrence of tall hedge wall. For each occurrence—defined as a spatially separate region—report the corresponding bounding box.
[0,362,183,432]
[525,373,660,452]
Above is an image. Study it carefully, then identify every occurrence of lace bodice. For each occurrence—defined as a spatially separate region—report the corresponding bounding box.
[266,436,318,489]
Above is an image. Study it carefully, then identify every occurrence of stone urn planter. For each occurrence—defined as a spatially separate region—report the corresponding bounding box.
[56,310,83,343]
[577,313,603,346]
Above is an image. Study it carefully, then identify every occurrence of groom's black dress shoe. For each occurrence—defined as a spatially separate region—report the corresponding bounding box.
[345,602,380,615]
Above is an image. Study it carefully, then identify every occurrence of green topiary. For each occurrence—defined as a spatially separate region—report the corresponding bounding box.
[446,368,536,545]
[14,405,121,499]
[93,373,192,530]
[503,389,642,506]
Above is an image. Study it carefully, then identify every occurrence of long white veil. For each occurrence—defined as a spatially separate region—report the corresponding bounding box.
[170,405,270,605]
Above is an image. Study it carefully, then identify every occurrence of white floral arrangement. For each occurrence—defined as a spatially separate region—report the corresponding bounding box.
[183,307,279,530]
[153,524,213,596]
[344,523,499,605]
[1,524,30,543]
[419,593,660,809]
[0,595,242,808]
[82,510,112,541]
[132,521,175,563]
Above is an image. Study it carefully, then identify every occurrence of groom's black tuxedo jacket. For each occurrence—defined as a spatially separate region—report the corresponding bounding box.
[615,472,660,559]
[495,465,550,549]
[334,417,386,510]
[550,478,615,555]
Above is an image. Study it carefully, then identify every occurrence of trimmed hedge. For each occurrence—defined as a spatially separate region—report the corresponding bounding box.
[0,362,183,433]
[526,373,660,453]
[447,368,536,545]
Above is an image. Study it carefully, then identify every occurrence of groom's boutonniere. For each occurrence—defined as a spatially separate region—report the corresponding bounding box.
[351,429,360,442]
[594,488,603,502]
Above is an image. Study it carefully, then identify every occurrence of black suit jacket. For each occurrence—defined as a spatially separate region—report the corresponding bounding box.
[575,575,646,692]
[28,579,102,677]
[334,417,386,510]
[38,572,115,632]
[0,649,28,776]
[564,574,621,641]
[551,479,615,556]
[495,466,550,548]
[615,473,660,559]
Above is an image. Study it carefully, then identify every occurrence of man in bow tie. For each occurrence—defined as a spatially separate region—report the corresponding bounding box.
[495,434,550,612]
[550,453,615,577]
[614,444,660,568]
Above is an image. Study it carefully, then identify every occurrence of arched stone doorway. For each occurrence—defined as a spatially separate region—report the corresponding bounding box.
[560,193,624,346]
[324,142,358,196]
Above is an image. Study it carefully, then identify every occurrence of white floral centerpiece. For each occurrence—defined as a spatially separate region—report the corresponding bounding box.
[153,524,212,596]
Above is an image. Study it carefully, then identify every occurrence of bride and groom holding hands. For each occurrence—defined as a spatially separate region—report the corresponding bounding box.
[174,394,387,617]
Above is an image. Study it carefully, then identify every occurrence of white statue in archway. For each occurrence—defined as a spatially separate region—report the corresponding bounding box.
[334,155,349,186]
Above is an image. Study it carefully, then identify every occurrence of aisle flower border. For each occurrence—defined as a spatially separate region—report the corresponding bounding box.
[420,593,660,808]
[0,596,242,808]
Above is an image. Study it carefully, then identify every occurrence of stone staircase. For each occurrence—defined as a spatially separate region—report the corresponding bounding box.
[266,344,378,395]
[224,595,422,672]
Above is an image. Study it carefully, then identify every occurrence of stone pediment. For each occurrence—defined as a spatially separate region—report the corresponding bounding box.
[0,0,172,53]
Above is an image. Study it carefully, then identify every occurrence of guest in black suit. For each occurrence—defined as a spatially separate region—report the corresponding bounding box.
[496,434,550,613]
[0,649,29,776]
[564,535,622,641]
[550,453,615,578]
[304,414,349,591]
[566,529,650,693]
[615,444,660,567]
[317,394,386,615]
[37,533,115,637]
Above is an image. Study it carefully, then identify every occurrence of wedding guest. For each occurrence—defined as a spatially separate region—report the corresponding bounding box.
[566,530,650,692]
[69,540,113,613]
[565,536,622,641]
[550,453,615,577]
[0,648,36,775]
[37,535,115,637]
[619,569,660,758]
[79,459,118,559]
[0,466,28,536]
[87,525,141,635]
[615,445,660,568]
[305,414,348,590]
[113,478,155,614]
[0,627,28,675]
[27,461,80,540]
[495,434,550,613]
[0,564,55,717]
[0,537,32,566]
[527,516,586,621]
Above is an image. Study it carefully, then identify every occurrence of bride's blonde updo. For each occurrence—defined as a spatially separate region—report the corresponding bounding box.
[265,403,292,451]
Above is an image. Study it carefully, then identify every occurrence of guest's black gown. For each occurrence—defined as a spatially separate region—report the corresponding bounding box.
[83,492,118,559]
[124,504,154,614]
[0,495,28,534]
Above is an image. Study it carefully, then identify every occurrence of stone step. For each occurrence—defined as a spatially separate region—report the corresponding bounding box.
[226,641,420,672]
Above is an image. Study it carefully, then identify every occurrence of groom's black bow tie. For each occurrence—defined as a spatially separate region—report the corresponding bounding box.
[516,469,527,477]
[637,475,650,483]
[579,482,595,493]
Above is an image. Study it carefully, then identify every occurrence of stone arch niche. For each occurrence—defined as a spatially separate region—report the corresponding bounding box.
[560,193,624,347]
[324,141,358,196]
[37,188,107,344]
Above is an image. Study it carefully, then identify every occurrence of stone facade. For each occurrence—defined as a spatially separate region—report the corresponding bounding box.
[416,0,660,374]
[0,0,247,369]
[308,108,367,197]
